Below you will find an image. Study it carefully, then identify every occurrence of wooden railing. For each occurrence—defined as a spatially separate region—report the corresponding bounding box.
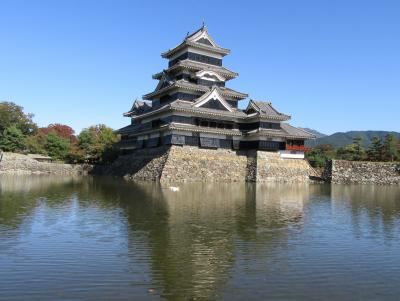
[285,145,311,152]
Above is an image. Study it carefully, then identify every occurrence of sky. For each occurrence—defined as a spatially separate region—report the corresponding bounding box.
[1,0,399,135]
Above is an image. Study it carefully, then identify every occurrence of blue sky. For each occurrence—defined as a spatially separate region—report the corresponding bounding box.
[1,0,399,135]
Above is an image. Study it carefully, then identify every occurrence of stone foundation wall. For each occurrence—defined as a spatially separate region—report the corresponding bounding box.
[161,146,248,182]
[256,151,314,183]
[328,159,400,185]
[245,150,258,182]
[101,146,314,183]
[97,147,170,181]
[0,152,90,175]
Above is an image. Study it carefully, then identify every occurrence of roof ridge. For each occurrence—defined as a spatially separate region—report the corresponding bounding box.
[184,25,206,41]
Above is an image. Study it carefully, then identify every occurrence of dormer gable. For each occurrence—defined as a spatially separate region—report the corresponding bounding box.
[186,27,219,48]
[193,87,233,112]
[154,72,174,91]
[195,70,226,82]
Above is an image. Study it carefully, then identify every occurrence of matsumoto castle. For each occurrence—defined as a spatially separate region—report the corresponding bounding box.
[118,26,314,159]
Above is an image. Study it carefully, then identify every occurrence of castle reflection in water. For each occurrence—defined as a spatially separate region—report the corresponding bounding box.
[0,176,399,301]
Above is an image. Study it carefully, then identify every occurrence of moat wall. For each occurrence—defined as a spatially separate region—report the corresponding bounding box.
[3,150,398,185]
[257,151,314,183]
[161,146,249,182]
[325,159,400,185]
[0,152,91,175]
[101,145,314,183]
[97,147,170,181]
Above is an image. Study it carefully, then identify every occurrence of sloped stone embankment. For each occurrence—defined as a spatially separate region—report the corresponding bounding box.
[0,152,90,175]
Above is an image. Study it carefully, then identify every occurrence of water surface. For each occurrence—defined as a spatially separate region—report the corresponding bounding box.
[0,175,399,300]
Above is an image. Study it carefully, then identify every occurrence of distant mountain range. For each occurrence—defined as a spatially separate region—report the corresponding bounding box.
[304,130,400,148]
[300,128,327,139]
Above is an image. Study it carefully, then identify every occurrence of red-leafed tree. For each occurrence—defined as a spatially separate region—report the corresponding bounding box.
[39,124,76,143]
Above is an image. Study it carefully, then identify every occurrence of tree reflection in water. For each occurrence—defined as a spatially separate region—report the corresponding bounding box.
[331,184,400,240]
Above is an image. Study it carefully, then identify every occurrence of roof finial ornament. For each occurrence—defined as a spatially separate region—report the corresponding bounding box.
[202,20,206,29]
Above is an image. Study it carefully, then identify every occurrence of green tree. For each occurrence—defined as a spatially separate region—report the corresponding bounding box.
[398,139,400,159]
[366,136,383,161]
[78,124,119,163]
[0,102,37,135]
[337,144,357,161]
[25,131,47,155]
[306,144,336,168]
[382,134,399,162]
[352,137,365,161]
[45,132,70,161]
[0,126,27,152]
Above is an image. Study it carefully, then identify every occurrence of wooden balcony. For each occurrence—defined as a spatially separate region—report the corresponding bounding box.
[285,145,311,152]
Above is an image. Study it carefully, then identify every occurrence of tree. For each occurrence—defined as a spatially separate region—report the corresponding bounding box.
[352,137,365,161]
[67,143,86,163]
[78,124,119,163]
[398,139,400,159]
[25,133,47,155]
[367,136,383,161]
[382,134,399,162]
[0,126,27,152]
[45,132,70,161]
[306,144,336,168]
[337,144,357,161]
[0,102,37,135]
[40,124,76,142]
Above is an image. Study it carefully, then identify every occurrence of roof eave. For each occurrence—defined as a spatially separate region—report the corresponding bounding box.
[152,64,238,80]
[123,112,133,117]
[259,115,291,122]
[161,41,230,58]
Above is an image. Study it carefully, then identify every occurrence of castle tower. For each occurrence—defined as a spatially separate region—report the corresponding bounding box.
[118,26,314,157]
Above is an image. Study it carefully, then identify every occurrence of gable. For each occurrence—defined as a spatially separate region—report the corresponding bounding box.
[202,73,220,81]
[193,88,233,112]
[154,73,172,91]
[196,37,213,46]
[246,107,257,114]
[188,28,218,48]
[199,98,229,111]
[245,101,260,114]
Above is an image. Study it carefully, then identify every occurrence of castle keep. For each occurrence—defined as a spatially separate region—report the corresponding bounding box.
[115,26,315,182]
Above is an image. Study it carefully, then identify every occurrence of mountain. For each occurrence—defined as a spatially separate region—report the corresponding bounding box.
[305,130,400,148]
[300,128,327,139]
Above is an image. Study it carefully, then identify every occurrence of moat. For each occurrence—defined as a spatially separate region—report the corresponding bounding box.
[1,175,400,301]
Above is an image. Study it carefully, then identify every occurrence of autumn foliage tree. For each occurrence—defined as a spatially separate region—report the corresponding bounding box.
[24,124,76,161]
[0,102,120,163]
[39,124,76,143]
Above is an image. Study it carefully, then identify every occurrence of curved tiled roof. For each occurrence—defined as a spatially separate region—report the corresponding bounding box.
[280,123,315,139]
[246,100,291,121]
[143,80,248,100]
[123,99,153,117]
[152,60,238,80]
[170,100,247,118]
[161,27,230,58]
[247,124,315,139]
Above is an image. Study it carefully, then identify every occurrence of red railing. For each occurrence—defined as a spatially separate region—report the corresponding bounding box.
[285,145,311,152]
